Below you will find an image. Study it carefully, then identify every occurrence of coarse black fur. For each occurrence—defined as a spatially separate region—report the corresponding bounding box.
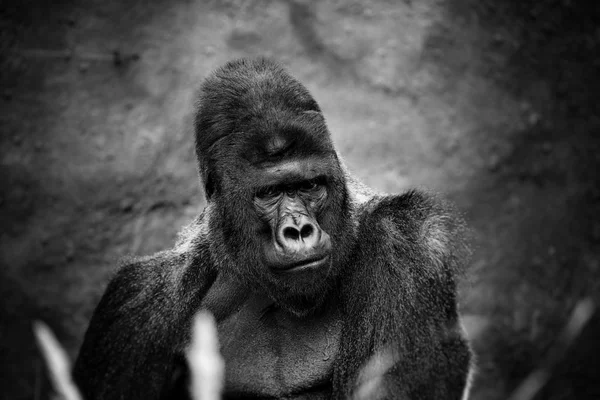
[73,57,473,400]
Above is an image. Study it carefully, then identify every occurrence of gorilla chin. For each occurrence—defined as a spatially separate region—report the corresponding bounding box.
[271,254,331,274]
[265,255,336,314]
[264,238,333,274]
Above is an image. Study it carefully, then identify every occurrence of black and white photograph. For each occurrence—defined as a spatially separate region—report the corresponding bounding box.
[1,1,599,399]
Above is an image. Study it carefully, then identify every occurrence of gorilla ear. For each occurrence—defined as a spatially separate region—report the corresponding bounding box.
[306,98,321,113]
[303,110,322,116]
[204,167,216,200]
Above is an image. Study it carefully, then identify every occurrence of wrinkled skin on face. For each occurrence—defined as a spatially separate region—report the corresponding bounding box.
[254,163,332,272]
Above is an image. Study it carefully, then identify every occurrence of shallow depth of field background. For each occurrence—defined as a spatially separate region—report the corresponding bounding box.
[1,1,599,399]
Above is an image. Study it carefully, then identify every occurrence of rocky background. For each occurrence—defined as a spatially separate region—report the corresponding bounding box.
[1,0,599,399]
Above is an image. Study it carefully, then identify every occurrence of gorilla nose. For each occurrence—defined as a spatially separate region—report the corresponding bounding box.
[277,216,321,252]
[283,223,315,242]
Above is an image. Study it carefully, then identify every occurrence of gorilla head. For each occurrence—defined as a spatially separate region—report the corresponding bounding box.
[195,58,355,316]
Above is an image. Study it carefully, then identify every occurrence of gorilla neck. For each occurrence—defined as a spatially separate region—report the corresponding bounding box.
[202,256,338,321]
[268,287,336,318]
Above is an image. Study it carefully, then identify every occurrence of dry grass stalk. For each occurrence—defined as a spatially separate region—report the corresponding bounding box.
[507,297,596,400]
[186,311,225,400]
[33,321,83,400]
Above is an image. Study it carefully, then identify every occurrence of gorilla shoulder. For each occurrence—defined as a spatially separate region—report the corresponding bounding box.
[73,240,216,400]
[359,189,469,270]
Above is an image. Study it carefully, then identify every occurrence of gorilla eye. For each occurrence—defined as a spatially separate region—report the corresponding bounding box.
[302,181,317,191]
[256,186,280,199]
[299,178,323,192]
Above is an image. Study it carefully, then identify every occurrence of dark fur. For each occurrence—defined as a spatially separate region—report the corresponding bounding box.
[74,58,473,400]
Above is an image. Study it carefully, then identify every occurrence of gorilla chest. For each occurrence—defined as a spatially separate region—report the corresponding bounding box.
[216,294,342,398]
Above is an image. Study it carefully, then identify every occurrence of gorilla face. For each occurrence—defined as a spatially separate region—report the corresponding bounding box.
[216,138,350,315]
[254,159,332,274]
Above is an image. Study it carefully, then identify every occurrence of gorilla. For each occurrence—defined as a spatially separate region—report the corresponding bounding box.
[73,58,473,400]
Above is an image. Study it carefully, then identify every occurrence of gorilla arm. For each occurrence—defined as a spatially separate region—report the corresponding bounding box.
[73,245,217,400]
[333,190,472,400]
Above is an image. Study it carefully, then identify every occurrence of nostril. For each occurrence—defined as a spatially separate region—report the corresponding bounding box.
[283,226,300,241]
[300,224,314,239]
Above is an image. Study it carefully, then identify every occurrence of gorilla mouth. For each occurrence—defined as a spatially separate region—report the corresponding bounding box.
[273,254,330,274]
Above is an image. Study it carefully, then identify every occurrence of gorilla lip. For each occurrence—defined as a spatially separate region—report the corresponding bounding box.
[273,254,330,273]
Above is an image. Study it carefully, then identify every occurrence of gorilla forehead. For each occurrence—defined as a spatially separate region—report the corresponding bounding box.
[241,112,335,164]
